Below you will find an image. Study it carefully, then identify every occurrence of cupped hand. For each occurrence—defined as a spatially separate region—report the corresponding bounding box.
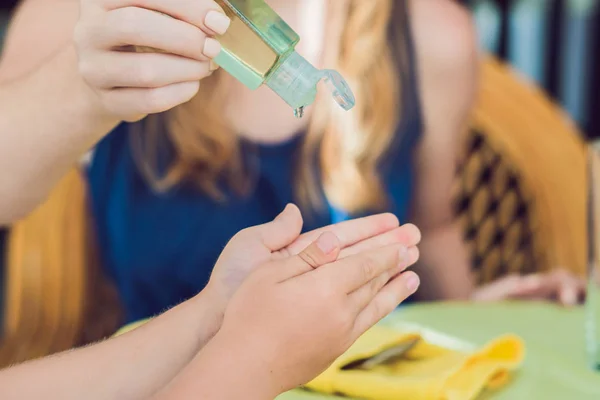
[205,204,421,312]
[74,0,230,122]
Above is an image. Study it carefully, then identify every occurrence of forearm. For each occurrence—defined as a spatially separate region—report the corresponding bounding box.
[0,290,225,400]
[0,45,118,225]
[154,330,279,400]
[414,222,474,301]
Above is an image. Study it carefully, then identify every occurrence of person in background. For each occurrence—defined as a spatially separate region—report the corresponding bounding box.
[0,0,584,327]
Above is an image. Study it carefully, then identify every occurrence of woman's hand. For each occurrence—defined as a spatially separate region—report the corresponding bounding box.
[74,0,230,122]
[158,232,420,399]
[472,269,586,306]
[205,204,421,314]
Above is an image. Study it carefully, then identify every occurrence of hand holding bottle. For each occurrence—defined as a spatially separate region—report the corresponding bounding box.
[74,0,230,122]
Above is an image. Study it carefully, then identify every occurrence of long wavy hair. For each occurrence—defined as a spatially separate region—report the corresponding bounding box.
[130,0,408,214]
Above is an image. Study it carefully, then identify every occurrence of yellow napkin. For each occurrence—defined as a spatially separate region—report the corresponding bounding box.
[114,319,150,336]
[305,326,525,400]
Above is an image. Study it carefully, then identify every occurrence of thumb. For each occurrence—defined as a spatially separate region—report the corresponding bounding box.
[277,232,341,281]
[258,204,304,251]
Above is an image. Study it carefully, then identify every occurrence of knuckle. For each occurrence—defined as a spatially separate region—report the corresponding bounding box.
[134,63,157,87]
[73,23,89,48]
[317,280,337,301]
[360,256,378,281]
[370,273,387,294]
[112,8,139,42]
[330,305,353,329]
[370,301,384,321]
[77,58,95,82]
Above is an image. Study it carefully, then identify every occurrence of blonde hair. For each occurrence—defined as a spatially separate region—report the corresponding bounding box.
[131,0,406,214]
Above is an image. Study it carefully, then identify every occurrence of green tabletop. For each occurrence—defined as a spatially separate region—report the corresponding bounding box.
[279,302,600,400]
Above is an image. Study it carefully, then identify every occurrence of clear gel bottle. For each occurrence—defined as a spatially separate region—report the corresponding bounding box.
[213,0,356,117]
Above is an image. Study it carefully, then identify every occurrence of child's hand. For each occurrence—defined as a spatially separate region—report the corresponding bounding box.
[205,204,421,315]
[159,229,420,399]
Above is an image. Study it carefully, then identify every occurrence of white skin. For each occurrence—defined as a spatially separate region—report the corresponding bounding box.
[0,207,422,398]
[0,0,584,301]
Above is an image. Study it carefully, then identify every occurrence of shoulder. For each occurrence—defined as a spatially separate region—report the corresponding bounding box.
[407,0,479,144]
[406,1,480,224]
[409,0,478,82]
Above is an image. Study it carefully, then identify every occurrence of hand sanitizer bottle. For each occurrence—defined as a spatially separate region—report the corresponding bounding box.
[213,0,356,117]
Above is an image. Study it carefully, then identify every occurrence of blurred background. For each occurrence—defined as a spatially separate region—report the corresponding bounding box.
[464,0,600,138]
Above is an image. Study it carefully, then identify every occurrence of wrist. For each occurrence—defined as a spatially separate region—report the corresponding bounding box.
[187,288,226,345]
[198,283,229,320]
[171,329,281,400]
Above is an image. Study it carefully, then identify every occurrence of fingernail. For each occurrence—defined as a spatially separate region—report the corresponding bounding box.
[205,11,231,35]
[316,233,338,255]
[203,38,222,58]
[406,274,420,293]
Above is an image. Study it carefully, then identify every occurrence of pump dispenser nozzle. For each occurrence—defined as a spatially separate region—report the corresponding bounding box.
[266,51,355,117]
[213,0,356,117]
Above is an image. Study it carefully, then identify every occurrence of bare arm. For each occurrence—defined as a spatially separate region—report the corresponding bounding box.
[0,290,224,400]
[0,45,119,225]
[0,0,118,225]
[409,0,479,300]
[0,211,420,400]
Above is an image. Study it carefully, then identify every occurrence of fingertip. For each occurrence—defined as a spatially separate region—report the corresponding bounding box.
[381,213,400,228]
[560,287,578,307]
[315,232,341,256]
[278,203,301,222]
[403,271,421,294]
[285,203,301,215]
[407,246,420,265]
[402,223,422,244]
[277,203,303,232]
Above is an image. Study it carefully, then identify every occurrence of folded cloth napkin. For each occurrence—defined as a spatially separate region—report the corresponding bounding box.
[305,326,524,400]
